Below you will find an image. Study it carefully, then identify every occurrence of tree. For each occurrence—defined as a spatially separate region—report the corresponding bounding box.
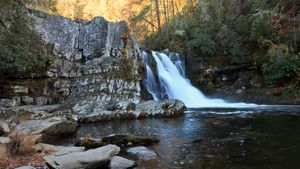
[155,0,161,31]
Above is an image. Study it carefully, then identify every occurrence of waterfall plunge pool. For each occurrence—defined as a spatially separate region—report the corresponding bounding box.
[61,105,300,169]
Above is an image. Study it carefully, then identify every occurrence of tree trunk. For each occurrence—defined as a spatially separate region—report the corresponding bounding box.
[171,0,175,16]
[163,0,167,22]
[155,0,161,31]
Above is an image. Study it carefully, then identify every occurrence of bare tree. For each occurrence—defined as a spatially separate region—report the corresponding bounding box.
[154,0,161,31]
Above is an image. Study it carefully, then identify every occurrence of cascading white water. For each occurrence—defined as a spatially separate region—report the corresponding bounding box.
[142,51,161,101]
[143,51,258,108]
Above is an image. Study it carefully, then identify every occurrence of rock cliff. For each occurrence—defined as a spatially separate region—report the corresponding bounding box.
[0,10,143,106]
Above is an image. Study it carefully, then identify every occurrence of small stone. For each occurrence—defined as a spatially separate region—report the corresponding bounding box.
[110,156,136,169]
[35,97,48,105]
[127,146,157,160]
[0,137,11,144]
[235,89,243,94]
[192,138,204,145]
[0,99,16,108]
[22,96,34,105]
[0,122,10,136]
[12,86,28,94]
[13,96,21,106]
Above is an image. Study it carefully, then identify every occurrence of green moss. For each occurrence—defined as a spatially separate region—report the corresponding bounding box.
[107,56,138,81]
[75,134,105,150]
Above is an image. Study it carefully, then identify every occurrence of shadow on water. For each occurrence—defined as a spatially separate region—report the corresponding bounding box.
[67,105,300,169]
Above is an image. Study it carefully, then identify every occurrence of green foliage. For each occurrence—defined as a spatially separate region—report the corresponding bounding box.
[0,0,53,76]
[142,0,300,87]
[217,25,245,62]
[262,55,299,86]
[250,12,274,40]
[31,0,58,14]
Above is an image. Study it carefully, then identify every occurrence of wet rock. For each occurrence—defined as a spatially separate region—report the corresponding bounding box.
[0,137,11,144]
[135,99,186,117]
[74,99,186,122]
[110,156,136,169]
[21,96,34,105]
[12,96,21,106]
[75,137,105,149]
[127,146,157,160]
[0,122,10,136]
[15,119,77,142]
[193,138,204,145]
[0,99,16,108]
[102,134,159,147]
[35,97,48,105]
[44,144,120,169]
[35,143,85,155]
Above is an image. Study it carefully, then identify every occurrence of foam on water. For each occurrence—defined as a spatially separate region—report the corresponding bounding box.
[142,51,259,108]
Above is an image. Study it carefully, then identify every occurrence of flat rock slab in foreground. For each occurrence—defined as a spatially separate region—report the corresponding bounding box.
[44,144,120,169]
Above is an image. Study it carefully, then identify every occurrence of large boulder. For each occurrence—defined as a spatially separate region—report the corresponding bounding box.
[110,156,136,169]
[135,99,187,117]
[15,119,77,142]
[44,144,120,169]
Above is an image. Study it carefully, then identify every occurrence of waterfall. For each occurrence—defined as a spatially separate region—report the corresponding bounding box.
[142,51,161,101]
[142,51,258,108]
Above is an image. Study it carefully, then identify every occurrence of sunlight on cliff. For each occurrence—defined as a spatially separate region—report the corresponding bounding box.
[53,0,187,22]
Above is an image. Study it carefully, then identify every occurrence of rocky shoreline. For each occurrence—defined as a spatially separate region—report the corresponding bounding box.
[0,99,185,168]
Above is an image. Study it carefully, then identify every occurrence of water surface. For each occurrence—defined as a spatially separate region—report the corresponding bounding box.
[71,106,300,169]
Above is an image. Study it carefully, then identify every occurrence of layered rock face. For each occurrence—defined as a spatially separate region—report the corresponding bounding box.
[0,11,143,106]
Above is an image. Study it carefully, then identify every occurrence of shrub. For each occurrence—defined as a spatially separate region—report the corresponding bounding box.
[9,132,35,155]
[0,0,53,77]
[0,144,9,160]
[262,55,300,86]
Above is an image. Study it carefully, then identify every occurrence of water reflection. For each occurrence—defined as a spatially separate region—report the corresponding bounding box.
[70,106,300,169]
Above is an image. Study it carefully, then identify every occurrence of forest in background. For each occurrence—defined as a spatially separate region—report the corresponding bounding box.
[29,0,300,87]
[1,0,300,89]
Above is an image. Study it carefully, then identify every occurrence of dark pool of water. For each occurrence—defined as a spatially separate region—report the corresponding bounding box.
[68,106,300,169]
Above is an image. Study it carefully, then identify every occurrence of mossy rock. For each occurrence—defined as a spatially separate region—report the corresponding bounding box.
[75,137,105,150]
[102,134,159,147]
